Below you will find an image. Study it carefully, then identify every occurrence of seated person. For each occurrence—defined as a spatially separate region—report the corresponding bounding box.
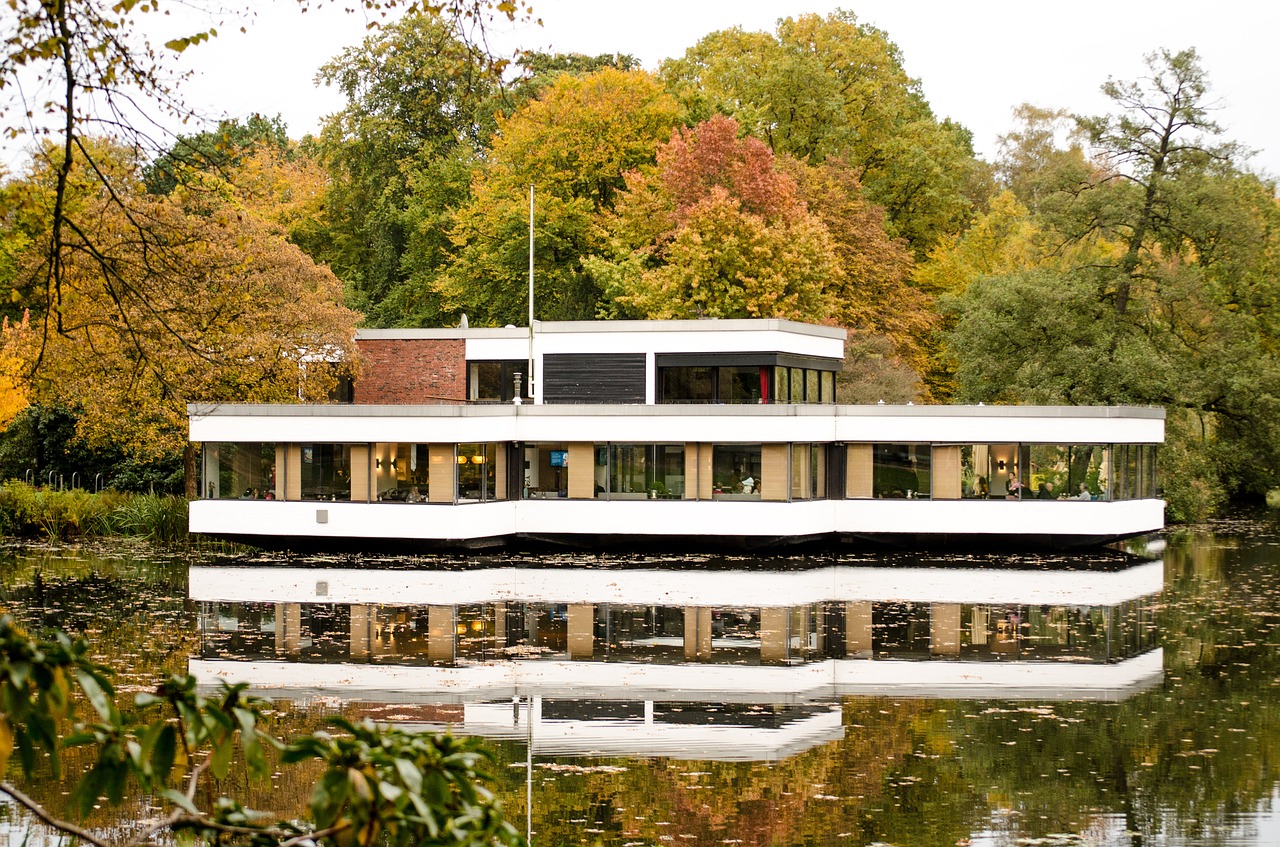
[1037,481,1055,500]
[1074,483,1092,500]
[740,475,755,494]
[406,486,424,503]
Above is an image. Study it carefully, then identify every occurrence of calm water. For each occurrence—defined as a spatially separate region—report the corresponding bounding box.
[3,518,1280,847]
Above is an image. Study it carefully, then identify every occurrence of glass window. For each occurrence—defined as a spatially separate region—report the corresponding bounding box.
[1028,445,1070,500]
[301,444,351,501]
[203,443,276,500]
[960,445,991,499]
[524,443,568,499]
[468,361,530,403]
[820,371,835,404]
[716,366,763,404]
[774,367,789,404]
[789,367,804,402]
[374,444,430,503]
[806,370,819,405]
[712,445,762,500]
[1068,445,1108,500]
[659,367,714,403]
[873,444,931,499]
[606,444,685,499]
[790,444,825,500]
[457,443,497,502]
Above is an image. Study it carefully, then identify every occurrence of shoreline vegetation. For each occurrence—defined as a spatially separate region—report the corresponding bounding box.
[0,482,187,543]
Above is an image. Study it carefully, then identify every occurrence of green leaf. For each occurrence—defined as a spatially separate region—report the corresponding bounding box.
[209,732,233,780]
[74,669,114,721]
[152,724,177,784]
[159,787,200,815]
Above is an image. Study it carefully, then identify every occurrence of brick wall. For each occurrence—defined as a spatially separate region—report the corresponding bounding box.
[353,338,466,404]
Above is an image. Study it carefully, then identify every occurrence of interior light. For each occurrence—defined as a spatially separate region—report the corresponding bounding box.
[471,454,485,464]
[457,455,467,465]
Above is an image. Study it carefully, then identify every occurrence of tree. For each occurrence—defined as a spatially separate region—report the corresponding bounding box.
[0,616,522,847]
[945,49,1280,517]
[0,0,530,434]
[440,67,681,324]
[1,140,360,497]
[311,13,505,326]
[660,10,984,255]
[593,115,837,321]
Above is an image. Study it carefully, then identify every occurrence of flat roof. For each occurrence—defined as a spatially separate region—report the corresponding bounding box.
[188,403,1165,420]
[355,318,848,342]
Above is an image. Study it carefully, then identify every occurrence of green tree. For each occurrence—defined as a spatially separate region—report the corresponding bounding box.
[310,13,504,326]
[660,10,985,255]
[946,49,1280,517]
[440,67,681,324]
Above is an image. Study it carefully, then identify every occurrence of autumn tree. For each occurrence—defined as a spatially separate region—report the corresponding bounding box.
[1,140,360,496]
[660,10,986,255]
[591,115,835,321]
[440,67,681,324]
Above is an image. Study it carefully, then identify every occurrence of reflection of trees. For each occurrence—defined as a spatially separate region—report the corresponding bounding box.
[7,526,1280,846]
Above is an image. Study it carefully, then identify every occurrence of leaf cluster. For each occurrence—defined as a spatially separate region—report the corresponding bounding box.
[0,617,522,847]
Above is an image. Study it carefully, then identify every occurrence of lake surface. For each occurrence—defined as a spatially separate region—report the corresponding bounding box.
[3,517,1280,846]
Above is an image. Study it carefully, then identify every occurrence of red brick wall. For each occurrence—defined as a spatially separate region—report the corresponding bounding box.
[353,338,466,404]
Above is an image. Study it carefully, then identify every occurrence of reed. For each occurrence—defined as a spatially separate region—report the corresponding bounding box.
[0,481,188,542]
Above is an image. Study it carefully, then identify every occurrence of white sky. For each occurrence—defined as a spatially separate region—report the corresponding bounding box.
[5,0,1279,177]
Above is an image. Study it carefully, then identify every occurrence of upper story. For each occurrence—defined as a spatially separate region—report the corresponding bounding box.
[352,319,847,406]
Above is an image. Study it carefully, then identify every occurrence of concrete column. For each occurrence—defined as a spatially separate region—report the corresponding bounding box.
[349,445,371,502]
[567,443,596,499]
[274,444,286,500]
[697,444,714,500]
[350,604,371,660]
[932,446,962,500]
[684,443,700,500]
[683,607,712,660]
[428,605,456,663]
[284,445,302,501]
[276,603,301,656]
[931,603,962,655]
[492,444,508,500]
[761,445,789,501]
[760,607,788,663]
[846,601,873,655]
[846,444,872,498]
[428,444,455,503]
[568,604,594,659]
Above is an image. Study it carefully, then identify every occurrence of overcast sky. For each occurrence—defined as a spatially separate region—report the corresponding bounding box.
[5,0,1278,177]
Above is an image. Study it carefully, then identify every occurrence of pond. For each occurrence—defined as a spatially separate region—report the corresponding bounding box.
[2,517,1280,847]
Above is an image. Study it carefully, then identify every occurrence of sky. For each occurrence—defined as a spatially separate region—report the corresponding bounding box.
[5,0,1279,176]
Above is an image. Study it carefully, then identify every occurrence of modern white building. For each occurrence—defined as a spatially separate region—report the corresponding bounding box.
[188,319,1164,550]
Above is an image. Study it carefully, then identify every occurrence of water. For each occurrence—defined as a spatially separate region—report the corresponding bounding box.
[3,517,1280,846]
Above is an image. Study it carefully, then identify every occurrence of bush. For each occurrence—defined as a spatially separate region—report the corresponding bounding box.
[0,481,186,541]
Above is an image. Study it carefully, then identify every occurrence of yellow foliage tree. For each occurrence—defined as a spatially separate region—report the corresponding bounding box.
[7,142,360,494]
[0,311,31,430]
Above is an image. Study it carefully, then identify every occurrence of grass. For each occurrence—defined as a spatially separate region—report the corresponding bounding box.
[0,481,189,543]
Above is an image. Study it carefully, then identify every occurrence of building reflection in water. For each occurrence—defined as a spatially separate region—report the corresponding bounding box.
[191,561,1163,761]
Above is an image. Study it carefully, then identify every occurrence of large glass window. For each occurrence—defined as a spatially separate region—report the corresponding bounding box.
[712,445,762,500]
[659,367,713,403]
[375,444,429,503]
[202,443,276,500]
[1114,444,1158,501]
[873,444,931,499]
[791,444,825,500]
[960,444,1113,501]
[457,443,498,502]
[301,444,350,501]
[605,444,685,499]
[523,443,568,499]
[716,367,764,403]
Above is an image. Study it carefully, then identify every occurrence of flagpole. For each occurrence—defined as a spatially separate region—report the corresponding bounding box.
[528,184,535,404]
